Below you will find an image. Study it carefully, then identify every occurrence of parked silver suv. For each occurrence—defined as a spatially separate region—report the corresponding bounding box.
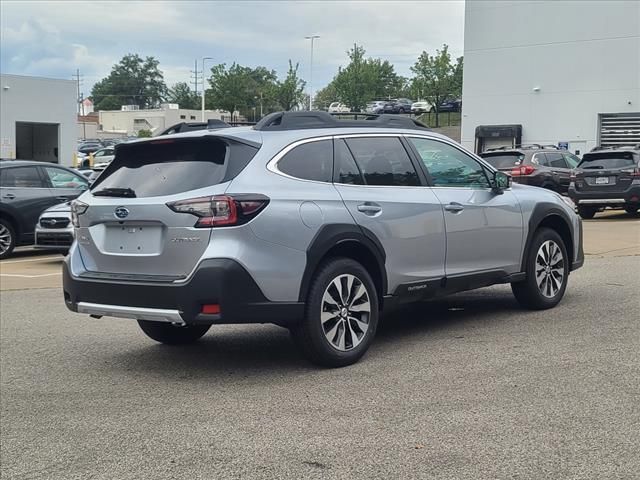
[63,112,584,367]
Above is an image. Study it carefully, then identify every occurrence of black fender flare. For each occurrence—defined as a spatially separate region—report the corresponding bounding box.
[298,224,387,302]
[521,202,576,272]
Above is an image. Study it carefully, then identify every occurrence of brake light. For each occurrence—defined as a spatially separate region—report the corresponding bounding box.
[510,165,536,176]
[70,200,89,227]
[167,194,269,228]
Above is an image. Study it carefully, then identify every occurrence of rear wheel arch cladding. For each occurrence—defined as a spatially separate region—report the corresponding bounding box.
[298,224,387,304]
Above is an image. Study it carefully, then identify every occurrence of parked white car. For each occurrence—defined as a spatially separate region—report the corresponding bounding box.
[35,203,73,252]
[328,102,350,113]
[411,101,433,114]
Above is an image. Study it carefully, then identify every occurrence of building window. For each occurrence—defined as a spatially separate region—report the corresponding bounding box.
[180,115,186,120]
[190,115,196,120]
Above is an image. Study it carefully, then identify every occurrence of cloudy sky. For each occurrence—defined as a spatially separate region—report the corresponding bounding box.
[1,0,464,97]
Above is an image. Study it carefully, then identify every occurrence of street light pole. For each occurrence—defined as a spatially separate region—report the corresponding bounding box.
[201,56,213,121]
[304,35,320,110]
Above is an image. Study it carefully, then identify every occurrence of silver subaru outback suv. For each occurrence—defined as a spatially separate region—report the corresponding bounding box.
[64,112,583,367]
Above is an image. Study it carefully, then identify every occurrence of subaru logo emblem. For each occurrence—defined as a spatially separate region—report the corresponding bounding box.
[114,207,129,219]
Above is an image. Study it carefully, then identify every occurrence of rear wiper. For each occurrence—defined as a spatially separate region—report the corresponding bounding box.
[92,187,137,198]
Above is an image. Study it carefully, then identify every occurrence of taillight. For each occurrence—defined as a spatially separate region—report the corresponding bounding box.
[510,165,536,176]
[70,200,89,227]
[167,194,269,228]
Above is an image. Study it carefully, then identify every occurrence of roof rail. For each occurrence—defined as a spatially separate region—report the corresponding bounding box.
[514,143,559,150]
[253,111,429,131]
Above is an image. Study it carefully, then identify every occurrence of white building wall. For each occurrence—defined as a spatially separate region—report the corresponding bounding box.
[0,74,77,166]
[98,108,225,136]
[461,0,640,154]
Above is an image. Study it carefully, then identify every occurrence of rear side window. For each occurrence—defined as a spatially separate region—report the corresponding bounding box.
[277,139,333,182]
[91,137,258,197]
[0,166,46,188]
[579,152,637,169]
[532,153,549,166]
[480,153,526,169]
[345,137,420,186]
[546,152,568,168]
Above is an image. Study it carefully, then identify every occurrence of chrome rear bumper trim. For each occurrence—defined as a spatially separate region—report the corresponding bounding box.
[77,302,184,324]
[577,198,625,204]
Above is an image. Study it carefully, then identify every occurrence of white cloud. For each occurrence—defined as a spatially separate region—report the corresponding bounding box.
[0,0,464,93]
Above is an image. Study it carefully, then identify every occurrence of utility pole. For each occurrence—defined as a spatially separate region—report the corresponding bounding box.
[304,35,320,110]
[73,69,86,139]
[201,57,213,121]
[190,59,200,95]
[73,69,83,114]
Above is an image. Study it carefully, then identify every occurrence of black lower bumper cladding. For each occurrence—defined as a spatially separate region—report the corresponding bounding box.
[63,259,303,326]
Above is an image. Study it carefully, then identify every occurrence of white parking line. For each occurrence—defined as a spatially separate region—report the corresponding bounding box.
[0,256,61,265]
[0,273,60,278]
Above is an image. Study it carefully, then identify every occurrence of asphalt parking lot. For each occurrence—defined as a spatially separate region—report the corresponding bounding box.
[1,211,639,479]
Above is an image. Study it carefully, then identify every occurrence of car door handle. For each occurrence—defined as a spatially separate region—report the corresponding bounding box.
[56,196,70,201]
[444,202,464,213]
[357,203,382,215]
[2,193,16,200]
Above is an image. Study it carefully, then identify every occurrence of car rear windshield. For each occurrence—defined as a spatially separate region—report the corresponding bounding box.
[90,137,258,197]
[480,153,526,169]
[578,152,637,170]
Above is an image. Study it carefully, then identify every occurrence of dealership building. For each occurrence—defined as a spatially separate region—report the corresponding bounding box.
[461,1,639,155]
[0,74,77,166]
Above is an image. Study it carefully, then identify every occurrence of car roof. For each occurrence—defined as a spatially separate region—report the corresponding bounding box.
[0,160,77,170]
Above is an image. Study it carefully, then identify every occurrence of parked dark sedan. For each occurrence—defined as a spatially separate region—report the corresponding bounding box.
[436,99,462,113]
[568,145,640,219]
[0,160,89,258]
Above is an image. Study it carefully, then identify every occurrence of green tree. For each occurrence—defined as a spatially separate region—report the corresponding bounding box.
[313,83,337,110]
[410,45,461,127]
[167,82,199,110]
[91,54,167,110]
[205,63,278,121]
[276,60,306,111]
[137,129,152,137]
[325,44,405,111]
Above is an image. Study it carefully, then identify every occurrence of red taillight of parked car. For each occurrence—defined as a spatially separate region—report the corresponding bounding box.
[510,165,536,176]
[167,195,269,228]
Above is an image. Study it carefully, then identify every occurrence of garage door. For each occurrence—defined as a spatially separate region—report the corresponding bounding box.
[599,113,640,148]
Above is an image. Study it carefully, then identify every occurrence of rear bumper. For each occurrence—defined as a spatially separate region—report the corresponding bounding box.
[568,184,640,207]
[63,258,303,326]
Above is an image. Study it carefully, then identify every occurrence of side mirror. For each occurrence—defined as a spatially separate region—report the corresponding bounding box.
[492,171,511,194]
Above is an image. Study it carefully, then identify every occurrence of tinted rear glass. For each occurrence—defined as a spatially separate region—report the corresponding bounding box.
[0,166,46,188]
[480,153,525,168]
[91,137,258,197]
[578,152,636,169]
[277,140,333,182]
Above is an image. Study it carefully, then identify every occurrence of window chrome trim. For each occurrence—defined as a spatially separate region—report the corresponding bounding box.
[266,135,334,184]
[266,131,499,189]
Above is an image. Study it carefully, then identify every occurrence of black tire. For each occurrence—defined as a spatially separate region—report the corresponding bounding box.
[577,206,597,219]
[0,218,16,260]
[398,108,405,114]
[137,320,210,345]
[291,257,379,367]
[624,205,639,215]
[512,227,569,310]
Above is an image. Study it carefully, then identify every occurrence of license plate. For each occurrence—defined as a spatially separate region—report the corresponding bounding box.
[595,177,609,184]
[104,224,163,254]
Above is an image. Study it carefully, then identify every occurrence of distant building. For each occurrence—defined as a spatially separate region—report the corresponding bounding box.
[0,74,76,166]
[98,104,227,136]
[80,98,94,115]
[461,1,640,154]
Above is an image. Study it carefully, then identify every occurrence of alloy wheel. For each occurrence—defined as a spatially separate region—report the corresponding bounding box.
[535,240,565,298]
[320,274,371,351]
[0,223,12,256]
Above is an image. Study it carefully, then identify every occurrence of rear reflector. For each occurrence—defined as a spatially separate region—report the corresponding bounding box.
[201,304,221,314]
